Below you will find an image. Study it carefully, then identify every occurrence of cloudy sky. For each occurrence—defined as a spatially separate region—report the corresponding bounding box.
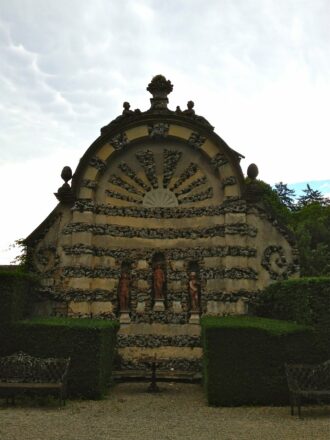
[1,0,330,264]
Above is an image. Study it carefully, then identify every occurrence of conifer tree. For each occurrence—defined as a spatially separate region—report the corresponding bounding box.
[297,184,329,207]
[274,182,296,210]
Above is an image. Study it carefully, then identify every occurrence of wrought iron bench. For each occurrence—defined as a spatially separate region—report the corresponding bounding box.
[285,360,330,417]
[0,351,70,406]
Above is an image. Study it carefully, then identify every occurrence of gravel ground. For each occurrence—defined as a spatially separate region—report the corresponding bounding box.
[1,383,330,440]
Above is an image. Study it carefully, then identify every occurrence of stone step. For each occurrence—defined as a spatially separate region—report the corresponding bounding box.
[116,323,202,375]
[118,322,201,336]
[113,369,202,382]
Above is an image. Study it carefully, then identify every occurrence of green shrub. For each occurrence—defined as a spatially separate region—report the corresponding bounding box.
[256,277,330,356]
[0,270,38,324]
[0,318,118,399]
[202,316,322,406]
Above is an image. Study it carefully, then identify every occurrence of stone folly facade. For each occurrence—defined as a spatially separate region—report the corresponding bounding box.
[26,75,299,374]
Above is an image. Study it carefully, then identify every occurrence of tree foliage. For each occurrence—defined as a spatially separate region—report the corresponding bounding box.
[10,238,28,269]
[271,183,330,276]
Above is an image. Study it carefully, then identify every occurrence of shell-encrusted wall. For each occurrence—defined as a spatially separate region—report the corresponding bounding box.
[26,75,299,374]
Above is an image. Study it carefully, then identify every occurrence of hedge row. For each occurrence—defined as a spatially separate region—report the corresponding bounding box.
[0,318,118,399]
[202,316,323,406]
[0,270,38,324]
[256,277,330,356]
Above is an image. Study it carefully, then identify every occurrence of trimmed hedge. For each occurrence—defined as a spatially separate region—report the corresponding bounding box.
[0,318,118,399]
[202,316,323,406]
[0,270,38,324]
[256,277,330,356]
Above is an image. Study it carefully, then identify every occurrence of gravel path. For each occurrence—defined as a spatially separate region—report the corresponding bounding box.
[1,383,330,440]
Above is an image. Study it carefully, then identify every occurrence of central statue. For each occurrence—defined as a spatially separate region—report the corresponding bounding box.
[153,264,165,300]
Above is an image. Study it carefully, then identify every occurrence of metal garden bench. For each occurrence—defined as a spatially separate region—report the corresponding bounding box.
[285,360,330,417]
[0,351,70,406]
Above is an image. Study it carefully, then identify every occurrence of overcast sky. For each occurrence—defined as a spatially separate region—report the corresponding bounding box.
[1,0,330,264]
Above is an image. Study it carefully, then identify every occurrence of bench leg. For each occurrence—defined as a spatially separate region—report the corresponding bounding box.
[289,394,294,416]
[297,396,302,418]
[60,387,67,406]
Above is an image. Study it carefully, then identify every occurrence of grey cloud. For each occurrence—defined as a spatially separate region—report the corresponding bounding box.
[1,0,330,171]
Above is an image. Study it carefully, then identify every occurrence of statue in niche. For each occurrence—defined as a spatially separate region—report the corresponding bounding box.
[153,263,165,300]
[118,271,130,311]
[188,272,200,311]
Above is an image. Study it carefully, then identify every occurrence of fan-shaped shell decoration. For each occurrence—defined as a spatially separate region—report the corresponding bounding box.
[143,188,179,207]
[105,148,215,207]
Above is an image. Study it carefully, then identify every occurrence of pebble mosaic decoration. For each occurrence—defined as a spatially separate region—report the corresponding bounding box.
[105,148,216,207]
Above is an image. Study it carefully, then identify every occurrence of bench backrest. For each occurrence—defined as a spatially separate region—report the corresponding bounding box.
[0,352,70,383]
[285,360,330,392]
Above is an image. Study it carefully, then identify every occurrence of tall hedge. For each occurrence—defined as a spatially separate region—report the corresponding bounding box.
[256,277,330,356]
[0,318,118,399]
[202,316,322,406]
[0,270,38,324]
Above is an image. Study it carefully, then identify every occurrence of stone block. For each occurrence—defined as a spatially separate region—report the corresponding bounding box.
[153,299,165,312]
[189,311,200,324]
[206,299,247,316]
[91,301,113,314]
[91,278,117,290]
[137,279,149,290]
[94,255,116,267]
[224,185,239,198]
[76,254,93,266]
[168,125,191,140]
[203,256,223,268]
[68,301,90,315]
[78,188,94,199]
[119,311,131,324]
[118,346,203,362]
[97,143,114,161]
[225,213,247,224]
[71,232,93,246]
[68,278,91,289]
[136,301,146,314]
[83,167,98,180]
[136,260,148,270]
[172,301,182,313]
[170,260,185,270]
[235,299,247,314]
[219,163,233,178]
[126,125,149,141]
[168,281,183,291]
[201,139,218,158]
[72,211,94,223]
[206,278,225,291]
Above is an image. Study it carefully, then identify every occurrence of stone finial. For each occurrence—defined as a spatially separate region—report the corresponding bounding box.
[55,166,75,204]
[147,75,173,110]
[245,163,262,202]
[61,166,73,183]
[247,163,259,180]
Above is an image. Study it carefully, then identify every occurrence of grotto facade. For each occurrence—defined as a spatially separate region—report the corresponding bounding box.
[26,75,299,373]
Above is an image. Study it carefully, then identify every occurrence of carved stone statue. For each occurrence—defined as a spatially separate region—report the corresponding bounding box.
[188,272,200,311]
[118,271,130,311]
[122,101,134,116]
[183,100,195,116]
[153,264,165,300]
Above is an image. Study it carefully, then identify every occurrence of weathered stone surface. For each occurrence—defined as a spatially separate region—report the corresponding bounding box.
[62,222,257,239]
[72,198,249,218]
